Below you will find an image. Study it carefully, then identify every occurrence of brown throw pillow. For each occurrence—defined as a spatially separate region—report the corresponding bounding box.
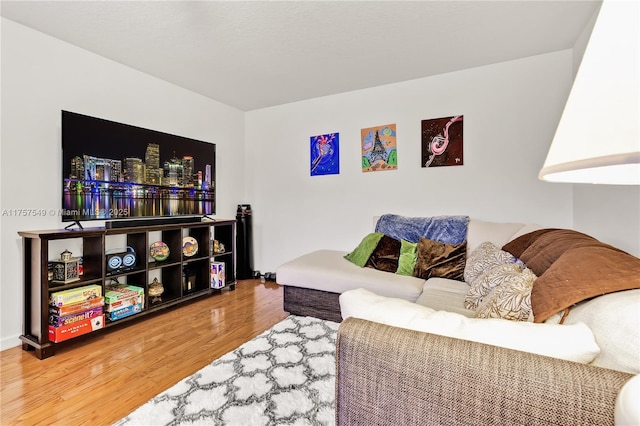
[531,245,640,322]
[502,229,560,258]
[365,235,401,273]
[413,238,466,281]
[503,228,622,276]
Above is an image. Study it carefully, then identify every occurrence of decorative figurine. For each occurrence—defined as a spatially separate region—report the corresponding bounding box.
[212,240,226,254]
[148,277,164,303]
[52,249,81,284]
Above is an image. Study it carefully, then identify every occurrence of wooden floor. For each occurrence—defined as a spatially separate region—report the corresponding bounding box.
[0,279,288,425]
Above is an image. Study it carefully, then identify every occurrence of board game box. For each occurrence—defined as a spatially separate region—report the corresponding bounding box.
[49,306,103,327]
[49,284,102,307]
[105,294,143,312]
[48,314,104,343]
[106,303,142,321]
[105,285,144,306]
[49,296,104,317]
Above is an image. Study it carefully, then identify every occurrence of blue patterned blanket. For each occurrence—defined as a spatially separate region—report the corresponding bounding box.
[374,214,469,244]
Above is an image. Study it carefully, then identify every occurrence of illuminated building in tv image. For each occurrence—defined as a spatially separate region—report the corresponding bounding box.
[145,143,161,185]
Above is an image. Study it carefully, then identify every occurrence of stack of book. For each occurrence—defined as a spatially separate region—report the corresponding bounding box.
[48,284,105,343]
[105,284,144,321]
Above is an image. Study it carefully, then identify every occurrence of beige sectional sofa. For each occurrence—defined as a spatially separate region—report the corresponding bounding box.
[277,216,640,424]
[276,219,542,320]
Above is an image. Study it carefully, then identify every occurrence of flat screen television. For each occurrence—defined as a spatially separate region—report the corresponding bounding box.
[61,110,216,224]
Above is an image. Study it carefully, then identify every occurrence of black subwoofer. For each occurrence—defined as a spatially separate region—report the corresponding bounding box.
[236,204,254,279]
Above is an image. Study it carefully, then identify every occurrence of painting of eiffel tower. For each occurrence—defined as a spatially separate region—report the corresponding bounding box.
[361,124,397,172]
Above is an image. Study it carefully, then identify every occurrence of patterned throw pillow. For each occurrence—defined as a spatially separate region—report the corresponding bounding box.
[464,241,518,284]
[464,263,524,310]
[475,267,537,321]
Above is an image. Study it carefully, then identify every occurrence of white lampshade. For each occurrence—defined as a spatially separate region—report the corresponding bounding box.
[539,0,640,185]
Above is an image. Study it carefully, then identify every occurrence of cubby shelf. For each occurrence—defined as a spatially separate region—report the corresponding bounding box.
[18,219,236,359]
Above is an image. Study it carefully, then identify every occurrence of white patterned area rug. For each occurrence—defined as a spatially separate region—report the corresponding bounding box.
[115,315,339,426]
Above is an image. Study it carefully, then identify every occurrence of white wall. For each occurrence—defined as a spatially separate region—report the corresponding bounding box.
[245,51,577,273]
[0,18,246,350]
[572,185,640,255]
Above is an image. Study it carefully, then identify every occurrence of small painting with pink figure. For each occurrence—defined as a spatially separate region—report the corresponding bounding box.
[310,132,339,176]
[421,115,463,168]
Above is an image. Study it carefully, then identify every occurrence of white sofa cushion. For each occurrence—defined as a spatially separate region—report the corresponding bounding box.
[615,374,640,425]
[340,288,601,364]
[415,278,475,317]
[276,249,425,301]
[563,289,640,374]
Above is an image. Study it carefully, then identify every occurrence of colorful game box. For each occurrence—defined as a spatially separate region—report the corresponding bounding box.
[49,297,105,317]
[49,306,103,327]
[106,303,142,321]
[48,314,104,343]
[105,294,143,312]
[105,285,144,306]
[49,284,102,307]
[210,261,225,289]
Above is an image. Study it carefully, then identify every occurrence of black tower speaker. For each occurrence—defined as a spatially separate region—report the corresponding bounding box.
[236,204,254,279]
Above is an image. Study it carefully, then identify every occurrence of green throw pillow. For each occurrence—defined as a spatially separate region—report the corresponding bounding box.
[396,239,418,276]
[344,232,384,267]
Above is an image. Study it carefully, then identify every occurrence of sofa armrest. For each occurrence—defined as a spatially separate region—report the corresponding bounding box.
[336,318,633,426]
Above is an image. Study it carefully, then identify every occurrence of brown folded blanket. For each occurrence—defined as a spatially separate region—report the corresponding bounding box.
[503,229,640,322]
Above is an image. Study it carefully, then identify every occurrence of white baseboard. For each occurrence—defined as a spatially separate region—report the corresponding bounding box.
[1,334,22,352]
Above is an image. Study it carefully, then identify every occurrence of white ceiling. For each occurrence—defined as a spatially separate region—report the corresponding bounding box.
[1,0,601,111]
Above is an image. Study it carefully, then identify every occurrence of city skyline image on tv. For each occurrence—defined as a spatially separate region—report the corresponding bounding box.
[61,110,216,222]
